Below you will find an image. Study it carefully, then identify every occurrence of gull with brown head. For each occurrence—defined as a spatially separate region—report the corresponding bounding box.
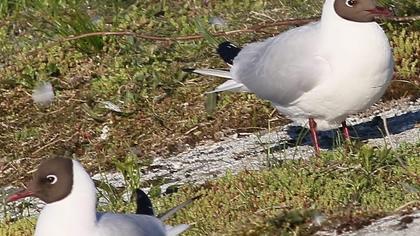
[7,157,190,236]
[187,0,393,154]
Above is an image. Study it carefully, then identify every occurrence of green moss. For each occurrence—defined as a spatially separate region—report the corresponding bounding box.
[390,28,419,80]
[152,143,419,235]
[14,127,41,142]
[0,218,35,236]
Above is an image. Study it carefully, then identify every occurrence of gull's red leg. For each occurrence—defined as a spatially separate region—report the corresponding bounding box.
[309,118,320,155]
[341,121,350,141]
[341,121,351,153]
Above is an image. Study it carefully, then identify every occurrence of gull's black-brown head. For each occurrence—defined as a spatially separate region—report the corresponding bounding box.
[7,157,74,204]
[334,0,392,22]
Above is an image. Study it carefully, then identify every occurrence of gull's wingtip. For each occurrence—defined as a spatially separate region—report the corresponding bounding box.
[182,68,196,73]
[135,188,155,216]
[182,68,232,79]
[159,194,202,221]
[166,224,190,236]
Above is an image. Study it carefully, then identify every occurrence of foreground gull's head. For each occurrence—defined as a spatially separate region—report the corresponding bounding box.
[7,157,73,204]
[7,157,190,236]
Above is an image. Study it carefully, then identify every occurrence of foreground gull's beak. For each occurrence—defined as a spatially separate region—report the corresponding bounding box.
[366,6,393,17]
[6,188,34,203]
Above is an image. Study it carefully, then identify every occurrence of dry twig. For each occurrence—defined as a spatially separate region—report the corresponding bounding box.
[60,15,420,43]
[2,15,419,69]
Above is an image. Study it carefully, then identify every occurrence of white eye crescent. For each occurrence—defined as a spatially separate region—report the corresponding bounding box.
[46,175,58,184]
[345,0,357,7]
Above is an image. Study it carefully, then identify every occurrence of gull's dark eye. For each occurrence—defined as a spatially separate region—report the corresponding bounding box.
[345,0,357,7]
[46,175,58,184]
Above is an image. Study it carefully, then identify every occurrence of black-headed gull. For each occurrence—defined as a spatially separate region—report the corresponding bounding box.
[7,157,190,236]
[188,0,393,154]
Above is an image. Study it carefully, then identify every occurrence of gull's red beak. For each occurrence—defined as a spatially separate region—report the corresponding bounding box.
[6,188,34,203]
[366,6,393,17]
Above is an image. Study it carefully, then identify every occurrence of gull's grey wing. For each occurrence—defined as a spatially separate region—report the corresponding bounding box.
[231,22,332,106]
[96,213,166,236]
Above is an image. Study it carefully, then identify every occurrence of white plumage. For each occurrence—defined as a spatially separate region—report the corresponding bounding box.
[32,82,55,106]
[193,0,393,131]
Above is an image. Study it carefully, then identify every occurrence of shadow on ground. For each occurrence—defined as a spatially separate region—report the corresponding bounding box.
[285,110,419,149]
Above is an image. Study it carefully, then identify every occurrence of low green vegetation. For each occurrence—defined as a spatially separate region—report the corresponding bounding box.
[156,143,419,235]
[0,218,35,236]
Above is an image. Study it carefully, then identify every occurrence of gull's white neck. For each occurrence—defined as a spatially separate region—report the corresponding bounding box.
[34,160,98,236]
[318,0,390,65]
[298,0,393,126]
[321,0,380,35]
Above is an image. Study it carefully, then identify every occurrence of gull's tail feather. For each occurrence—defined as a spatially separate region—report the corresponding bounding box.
[183,68,248,93]
[159,195,201,221]
[183,68,232,79]
[166,224,190,236]
[208,80,250,93]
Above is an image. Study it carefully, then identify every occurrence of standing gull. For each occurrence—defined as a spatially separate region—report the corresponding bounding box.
[7,157,190,236]
[187,0,393,154]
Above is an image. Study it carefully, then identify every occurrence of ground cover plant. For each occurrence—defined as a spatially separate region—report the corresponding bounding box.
[0,0,419,235]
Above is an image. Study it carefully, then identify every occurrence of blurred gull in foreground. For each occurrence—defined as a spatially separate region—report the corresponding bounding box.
[7,157,190,236]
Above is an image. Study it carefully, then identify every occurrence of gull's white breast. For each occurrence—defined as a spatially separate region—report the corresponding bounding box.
[231,20,393,130]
